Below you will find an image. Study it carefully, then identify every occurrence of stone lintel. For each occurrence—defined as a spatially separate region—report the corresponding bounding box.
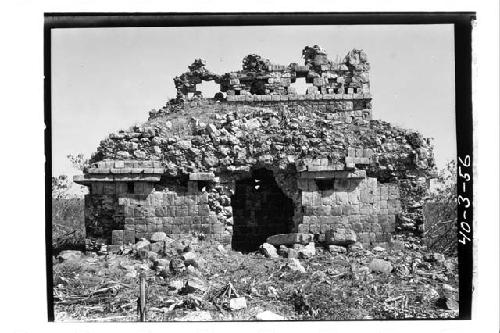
[189,172,216,181]
[87,167,164,174]
[225,165,251,173]
[299,169,366,179]
[74,174,161,185]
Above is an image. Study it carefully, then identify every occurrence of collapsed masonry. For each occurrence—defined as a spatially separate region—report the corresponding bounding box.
[74,45,436,251]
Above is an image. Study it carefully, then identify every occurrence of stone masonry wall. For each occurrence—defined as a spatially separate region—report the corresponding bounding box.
[297,177,401,247]
[149,96,372,122]
[117,187,227,242]
[83,174,232,244]
[79,45,436,247]
[174,46,369,99]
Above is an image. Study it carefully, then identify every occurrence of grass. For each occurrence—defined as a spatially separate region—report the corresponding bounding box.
[53,235,459,322]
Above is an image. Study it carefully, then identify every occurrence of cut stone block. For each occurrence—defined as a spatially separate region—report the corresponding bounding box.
[325,229,357,246]
[111,230,124,245]
[266,233,314,246]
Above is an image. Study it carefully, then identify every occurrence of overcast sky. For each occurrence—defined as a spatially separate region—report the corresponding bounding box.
[51,24,455,176]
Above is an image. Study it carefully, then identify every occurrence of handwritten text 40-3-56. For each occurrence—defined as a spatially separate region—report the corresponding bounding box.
[458,155,471,245]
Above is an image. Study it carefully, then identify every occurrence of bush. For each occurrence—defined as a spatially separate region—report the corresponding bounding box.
[52,197,85,253]
[423,160,457,256]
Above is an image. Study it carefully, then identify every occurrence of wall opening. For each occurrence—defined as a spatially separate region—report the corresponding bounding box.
[289,77,314,95]
[196,80,220,98]
[231,168,294,252]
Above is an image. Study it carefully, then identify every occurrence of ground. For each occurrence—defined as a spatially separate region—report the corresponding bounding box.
[52,234,458,321]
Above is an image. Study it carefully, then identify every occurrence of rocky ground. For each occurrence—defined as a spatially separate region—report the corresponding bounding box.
[53,234,458,322]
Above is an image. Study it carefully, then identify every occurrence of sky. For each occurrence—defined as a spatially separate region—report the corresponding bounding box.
[51,24,455,176]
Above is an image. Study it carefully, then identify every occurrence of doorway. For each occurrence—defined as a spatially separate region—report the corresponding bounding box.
[231,168,294,252]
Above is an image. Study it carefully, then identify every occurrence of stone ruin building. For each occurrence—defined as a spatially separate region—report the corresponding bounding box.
[74,45,436,252]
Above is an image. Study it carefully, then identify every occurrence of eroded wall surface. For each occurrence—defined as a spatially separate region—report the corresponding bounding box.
[76,45,436,248]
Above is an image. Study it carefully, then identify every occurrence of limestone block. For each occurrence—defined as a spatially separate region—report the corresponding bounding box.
[150,241,165,254]
[229,297,248,311]
[320,194,333,206]
[330,205,342,216]
[360,190,372,204]
[340,204,351,216]
[198,204,210,216]
[187,204,198,216]
[320,223,332,233]
[298,243,316,259]
[166,193,176,205]
[381,223,392,233]
[309,216,319,224]
[166,206,175,217]
[211,223,225,234]
[124,224,135,232]
[379,186,389,200]
[311,192,322,206]
[301,217,311,225]
[389,185,400,197]
[358,232,370,244]
[260,243,279,258]
[387,200,396,214]
[347,147,356,157]
[336,192,349,205]
[379,208,389,216]
[378,214,388,224]
[369,259,392,274]
[107,245,122,254]
[311,206,322,216]
[347,215,360,225]
[363,148,374,158]
[348,190,360,204]
[301,192,312,206]
[266,233,314,246]
[103,183,115,195]
[154,207,166,217]
[111,230,124,245]
[180,223,192,233]
[151,231,167,242]
[177,205,188,217]
[325,229,356,246]
[123,230,136,244]
[352,221,364,233]
[371,223,382,233]
[255,311,285,321]
[309,224,320,234]
[395,201,403,213]
[145,216,156,226]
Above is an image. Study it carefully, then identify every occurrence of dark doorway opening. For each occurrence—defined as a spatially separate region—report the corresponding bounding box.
[231,168,294,252]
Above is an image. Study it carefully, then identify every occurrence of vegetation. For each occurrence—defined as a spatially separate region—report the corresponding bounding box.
[52,155,87,253]
[423,160,457,256]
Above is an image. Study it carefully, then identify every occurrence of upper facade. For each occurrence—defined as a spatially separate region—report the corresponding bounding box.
[173,45,371,102]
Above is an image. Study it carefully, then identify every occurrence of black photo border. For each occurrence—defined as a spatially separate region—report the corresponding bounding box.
[44,12,475,322]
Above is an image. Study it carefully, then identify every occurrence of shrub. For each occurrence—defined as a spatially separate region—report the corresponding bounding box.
[423,160,457,256]
[52,197,85,253]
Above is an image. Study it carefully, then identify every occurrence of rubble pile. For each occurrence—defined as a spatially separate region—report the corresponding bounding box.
[92,106,434,179]
[53,234,459,321]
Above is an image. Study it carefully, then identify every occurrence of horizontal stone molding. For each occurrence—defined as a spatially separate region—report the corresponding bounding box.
[74,174,161,184]
[298,170,366,180]
[226,94,371,103]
